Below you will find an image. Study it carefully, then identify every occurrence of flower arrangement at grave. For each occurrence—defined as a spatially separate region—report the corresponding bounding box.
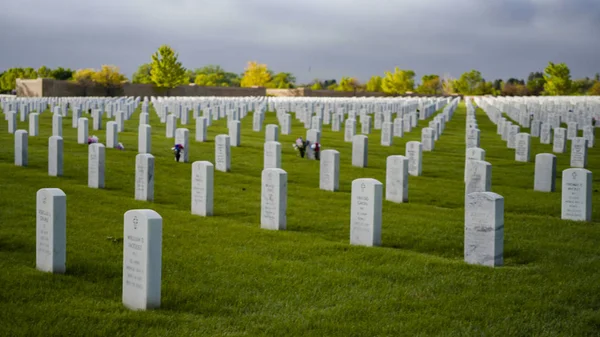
[87,135,99,145]
[172,144,184,161]
[311,142,321,160]
[293,137,307,158]
[116,142,125,151]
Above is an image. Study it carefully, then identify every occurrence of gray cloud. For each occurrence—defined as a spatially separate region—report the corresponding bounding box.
[0,0,598,84]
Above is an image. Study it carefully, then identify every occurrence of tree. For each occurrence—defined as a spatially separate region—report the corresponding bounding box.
[571,77,595,95]
[310,80,323,90]
[269,72,296,89]
[543,62,572,96]
[72,68,97,96]
[526,72,545,95]
[416,74,441,95]
[150,45,188,93]
[381,68,415,95]
[589,82,600,95]
[132,63,153,84]
[93,65,127,96]
[452,70,494,95]
[366,75,382,92]
[0,68,38,92]
[37,66,52,78]
[240,61,271,87]
[502,83,528,96]
[335,77,360,92]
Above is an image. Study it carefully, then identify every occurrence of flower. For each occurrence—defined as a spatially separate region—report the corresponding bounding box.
[117,142,125,150]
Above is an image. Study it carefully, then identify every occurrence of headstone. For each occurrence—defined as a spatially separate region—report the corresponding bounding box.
[166,114,176,138]
[92,110,102,131]
[381,122,393,146]
[344,119,356,142]
[106,121,118,148]
[583,125,595,148]
[553,127,567,153]
[263,141,282,169]
[466,128,480,149]
[191,161,214,216]
[350,178,383,247]
[52,113,63,137]
[196,117,207,142]
[135,154,155,201]
[78,118,88,144]
[393,118,404,137]
[465,160,491,202]
[534,154,556,192]
[116,111,125,132]
[561,168,592,221]
[48,136,63,177]
[282,113,292,135]
[385,155,409,203]
[266,124,279,142]
[464,192,504,267]
[515,133,531,162]
[139,113,149,125]
[530,120,541,137]
[507,125,520,149]
[352,135,368,168]
[421,128,435,151]
[88,143,105,188]
[261,168,287,230]
[7,111,16,134]
[14,130,28,166]
[215,135,231,172]
[36,188,67,273]
[228,121,241,147]
[361,116,371,134]
[175,128,190,163]
[319,149,340,192]
[570,137,588,168]
[567,121,578,140]
[465,147,485,182]
[29,113,39,136]
[406,141,423,176]
[540,123,552,144]
[138,125,151,154]
[122,209,162,310]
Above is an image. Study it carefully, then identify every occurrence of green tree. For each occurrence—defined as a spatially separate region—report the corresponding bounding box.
[571,77,595,95]
[51,67,73,80]
[543,62,572,96]
[132,63,153,84]
[453,70,493,95]
[310,80,323,90]
[526,72,545,95]
[0,68,38,92]
[150,45,188,92]
[335,77,360,92]
[93,65,127,96]
[269,72,296,89]
[366,75,382,92]
[240,61,271,87]
[416,74,441,95]
[589,82,600,95]
[381,68,415,95]
[37,66,53,78]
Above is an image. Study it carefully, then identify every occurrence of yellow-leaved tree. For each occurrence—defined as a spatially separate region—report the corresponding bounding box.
[72,68,97,96]
[93,65,127,96]
[240,61,271,87]
[381,68,415,95]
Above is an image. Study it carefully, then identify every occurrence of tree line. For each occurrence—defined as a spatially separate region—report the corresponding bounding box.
[1,45,598,96]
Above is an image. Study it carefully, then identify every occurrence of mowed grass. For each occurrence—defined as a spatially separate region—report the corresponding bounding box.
[0,101,599,336]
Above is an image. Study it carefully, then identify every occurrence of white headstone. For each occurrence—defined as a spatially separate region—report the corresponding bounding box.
[350,178,383,247]
[116,111,125,132]
[52,113,63,137]
[139,113,149,125]
[266,124,279,142]
[352,135,368,168]
[540,123,552,144]
[88,143,105,188]
[561,168,592,221]
[196,117,207,142]
[465,160,491,201]
[465,147,486,182]
[507,125,520,149]
[553,127,567,153]
[570,137,588,168]
[122,209,162,310]
[135,154,155,201]
[406,141,423,176]
[344,119,356,142]
[7,111,16,134]
[393,118,404,137]
[567,121,578,140]
[48,136,63,177]
[29,113,39,136]
[515,133,531,162]
[36,188,66,273]
[422,128,435,151]
[15,129,28,166]
[282,113,292,135]
[228,121,241,147]
[385,155,409,203]
[534,153,556,192]
[319,149,340,192]
[175,128,190,163]
[466,128,480,149]
[138,125,151,154]
[92,110,102,131]
[106,121,118,148]
[166,114,176,138]
[78,118,88,144]
[381,122,393,146]
[583,125,595,148]
[191,161,214,216]
[264,141,282,169]
[261,168,287,230]
[464,192,504,267]
[215,135,231,172]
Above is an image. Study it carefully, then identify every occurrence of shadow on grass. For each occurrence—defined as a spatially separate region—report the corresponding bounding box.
[0,236,30,253]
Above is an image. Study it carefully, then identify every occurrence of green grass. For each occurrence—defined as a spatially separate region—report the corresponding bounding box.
[0,101,599,336]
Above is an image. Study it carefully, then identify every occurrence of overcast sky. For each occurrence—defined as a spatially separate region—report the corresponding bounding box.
[0,0,598,84]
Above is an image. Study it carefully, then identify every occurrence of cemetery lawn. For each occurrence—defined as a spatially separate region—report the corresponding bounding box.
[1,102,600,337]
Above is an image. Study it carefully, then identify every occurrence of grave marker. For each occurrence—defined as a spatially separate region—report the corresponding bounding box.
[191,161,214,216]
[385,155,409,203]
[261,168,287,230]
[561,168,592,221]
[36,188,66,273]
[464,192,504,267]
[88,143,105,188]
[350,178,383,247]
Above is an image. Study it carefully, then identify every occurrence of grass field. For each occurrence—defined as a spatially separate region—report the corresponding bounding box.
[0,101,599,336]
